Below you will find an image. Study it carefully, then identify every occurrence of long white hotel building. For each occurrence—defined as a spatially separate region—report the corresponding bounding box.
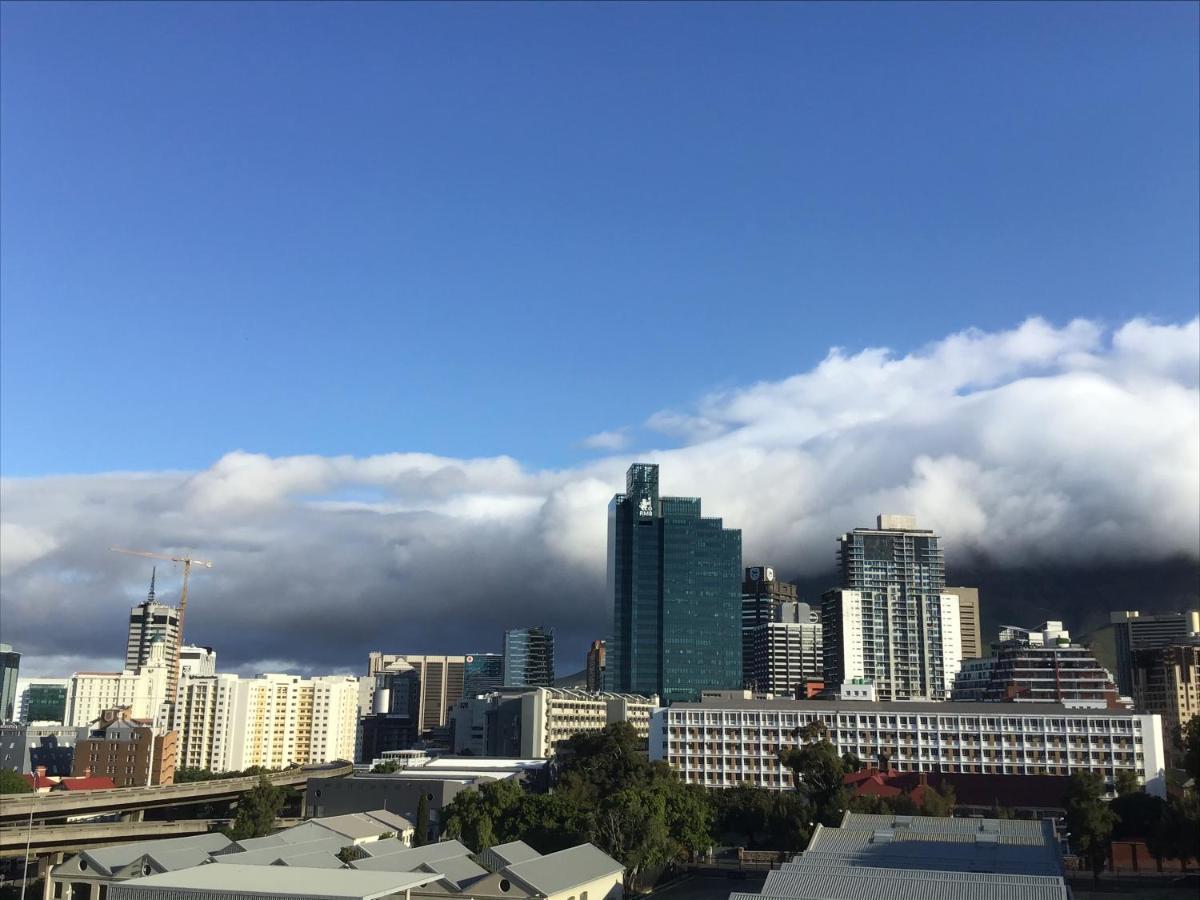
[649,695,1167,798]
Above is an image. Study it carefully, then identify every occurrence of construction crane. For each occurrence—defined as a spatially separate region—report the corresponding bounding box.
[110,548,213,681]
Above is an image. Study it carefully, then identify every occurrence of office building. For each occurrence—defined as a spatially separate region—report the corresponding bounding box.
[1111,610,1200,696]
[359,660,423,762]
[72,706,177,786]
[650,695,1166,797]
[946,586,983,659]
[585,640,606,691]
[67,636,172,727]
[17,678,70,724]
[1130,640,1200,760]
[504,627,555,688]
[951,621,1122,706]
[366,653,466,733]
[451,687,659,758]
[731,813,1067,900]
[742,566,799,687]
[751,601,823,696]
[178,645,217,677]
[0,723,87,775]
[126,570,183,698]
[606,462,742,702]
[173,672,358,772]
[464,653,504,697]
[823,515,963,700]
[0,643,20,722]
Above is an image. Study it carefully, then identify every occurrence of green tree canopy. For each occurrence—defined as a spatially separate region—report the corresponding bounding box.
[414,793,429,847]
[225,775,286,841]
[781,724,849,826]
[1064,771,1118,883]
[0,769,32,794]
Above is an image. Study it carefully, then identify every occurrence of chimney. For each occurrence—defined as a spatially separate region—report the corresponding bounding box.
[83,767,92,778]
[919,772,928,787]
[35,766,47,780]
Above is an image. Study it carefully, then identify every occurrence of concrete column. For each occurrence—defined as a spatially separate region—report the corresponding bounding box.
[40,851,64,900]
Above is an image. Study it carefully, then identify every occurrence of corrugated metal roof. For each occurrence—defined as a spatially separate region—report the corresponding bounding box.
[213,835,349,866]
[503,843,623,895]
[356,839,472,864]
[83,832,232,873]
[753,866,1069,900]
[105,863,440,900]
[487,839,541,866]
[840,813,1050,838]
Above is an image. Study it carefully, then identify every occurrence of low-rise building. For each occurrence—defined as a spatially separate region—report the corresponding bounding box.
[451,687,658,758]
[72,706,177,786]
[650,696,1166,797]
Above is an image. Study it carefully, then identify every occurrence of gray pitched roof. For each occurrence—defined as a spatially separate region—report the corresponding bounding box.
[312,810,414,840]
[235,821,332,851]
[502,843,623,895]
[734,865,1069,900]
[360,838,471,862]
[214,835,349,866]
[417,855,490,888]
[105,864,440,900]
[81,832,232,874]
[486,840,541,866]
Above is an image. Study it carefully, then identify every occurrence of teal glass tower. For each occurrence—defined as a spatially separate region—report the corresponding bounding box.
[606,463,742,702]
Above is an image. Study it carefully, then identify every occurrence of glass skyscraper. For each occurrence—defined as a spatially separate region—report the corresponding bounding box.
[503,627,555,687]
[464,652,505,696]
[606,463,742,703]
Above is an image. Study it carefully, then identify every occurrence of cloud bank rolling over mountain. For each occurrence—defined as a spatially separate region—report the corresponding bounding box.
[2,316,1197,677]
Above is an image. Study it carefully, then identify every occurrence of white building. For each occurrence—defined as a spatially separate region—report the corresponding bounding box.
[178,645,217,677]
[751,602,822,695]
[650,696,1167,797]
[823,588,964,700]
[67,639,171,727]
[452,687,659,758]
[174,672,358,772]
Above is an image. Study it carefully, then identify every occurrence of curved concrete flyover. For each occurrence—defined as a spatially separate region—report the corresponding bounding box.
[0,761,352,825]
[0,818,228,858]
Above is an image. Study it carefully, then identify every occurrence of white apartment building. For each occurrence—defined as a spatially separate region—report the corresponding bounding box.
[650,697,1167,798]
[174,673,358,772]
[822,588,964,700]
[67,639,171,727]
[452,687,659,758]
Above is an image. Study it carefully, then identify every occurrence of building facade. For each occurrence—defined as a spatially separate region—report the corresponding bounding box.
[606,463,742,702]
[503,627,555,688]
[0,723,87,775]
[650,696,1167,797]
[741,567,799,688]
[366,653,466,733]
[585,640,606,692]
[750,602,822,696]
[72,707,177,786]
[1111,610,1200,696]
[173,672,358,772]
[359,661,423,762]
[464,653,505,698]
[68,638,171,727]
[951,621,1123,706]
[126,571,183,699]
[824,515,963,701]
[17,678,70,724]
[451,687,659,758]
[178,645,217,677]
[0,643,20,723]
[1130,641,1200,759]
[946,586,983,659]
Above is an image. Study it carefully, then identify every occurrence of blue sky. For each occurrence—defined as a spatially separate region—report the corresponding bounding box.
[2,1,1197,477]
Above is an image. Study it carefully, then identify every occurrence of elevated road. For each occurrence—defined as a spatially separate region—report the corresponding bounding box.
[0,818,227,858]
[0,762,352,825]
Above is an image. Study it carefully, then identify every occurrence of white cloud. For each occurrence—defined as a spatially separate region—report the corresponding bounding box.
[1,316,1196,675]
[579,428,632,451]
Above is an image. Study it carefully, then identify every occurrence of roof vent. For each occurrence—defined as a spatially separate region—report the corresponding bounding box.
[871,830,894,844]
[980,821,1001,834]
[975,833,1000,844]
[893,816,913,828]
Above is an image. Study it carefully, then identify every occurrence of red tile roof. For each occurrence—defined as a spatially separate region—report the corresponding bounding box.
[55,776,118,791]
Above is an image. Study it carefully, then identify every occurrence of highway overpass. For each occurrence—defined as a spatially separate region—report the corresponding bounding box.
[0,762,352,826]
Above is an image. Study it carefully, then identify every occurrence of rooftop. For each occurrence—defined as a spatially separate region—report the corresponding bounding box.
[82,833,233,875]
[733,864,1068,900]
[669,697,1147,717]
[503,843,624,896]
[105,864,439,900]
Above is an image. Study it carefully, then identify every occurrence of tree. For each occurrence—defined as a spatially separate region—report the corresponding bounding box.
[841,752,864,774]
[225,775,285,841]
[918,782,956,817]
[713,784,772,849]
[372,760,403,774]
[1110,791,1165,842]
[664,783,713,860]
[414,793,430,847]
[0,770,32,794]
[781,725,849,826]
[1063,771,1118,884]
[593,788,673,891]
[1180,717,1200,783]
[1162,793,1200,872]
[1114,770,1141,797]
[336,845,367,863]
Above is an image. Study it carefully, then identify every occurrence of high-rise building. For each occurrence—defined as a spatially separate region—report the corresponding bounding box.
[751,601,823,696]
[464,653,505,698]
[360,661,423,762]
[585,641,606,692]
[0,643,20,723]
[19,679,70,724]
[606,463,742,702]
[178,645,217,678]
[1110,610,1200,696]
[365,653,466,733]
[173,672,358,772]
[67,637,172,727]
[741,567,798,688]
[1130,640,1200,761]
[503,627,555,688]
[823,515,963,700]
[946,586,983,659]
[951,621,1122,705]
[126,570,182,700]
